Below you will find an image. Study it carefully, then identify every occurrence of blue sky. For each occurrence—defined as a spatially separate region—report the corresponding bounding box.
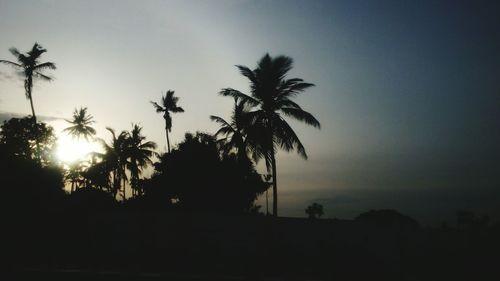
[1,0,499,224]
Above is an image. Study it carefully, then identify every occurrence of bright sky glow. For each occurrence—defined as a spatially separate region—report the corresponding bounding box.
[56,133,100,164]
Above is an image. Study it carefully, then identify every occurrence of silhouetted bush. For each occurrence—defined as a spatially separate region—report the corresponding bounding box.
[305,202,324,219]
[0,144,65,214]
[144,132,268,214]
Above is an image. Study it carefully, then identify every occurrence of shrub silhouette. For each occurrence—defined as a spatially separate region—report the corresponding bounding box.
[145,132,268,214]
[0,144,65,213]
[305,202,324,219]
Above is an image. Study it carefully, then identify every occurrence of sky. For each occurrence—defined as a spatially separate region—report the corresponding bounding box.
[0,0,499,225]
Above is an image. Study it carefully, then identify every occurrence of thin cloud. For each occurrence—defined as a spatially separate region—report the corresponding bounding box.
[0,111,62,123]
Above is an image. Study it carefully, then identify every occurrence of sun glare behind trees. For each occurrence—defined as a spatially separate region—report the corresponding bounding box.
[56,133,99,164]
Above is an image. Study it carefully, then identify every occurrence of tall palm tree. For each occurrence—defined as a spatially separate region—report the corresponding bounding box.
[151,90,184,153]
[220,54,320,216]
[0,43,56,125]
[63,107,96,140]
[125,124,157,197]
[210,98,250,160]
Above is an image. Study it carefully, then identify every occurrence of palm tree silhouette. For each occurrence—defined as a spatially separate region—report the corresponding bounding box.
[220,54,320,216]
[0,43,56,125]
[151,90,184,153]
[96,128,129,199]
[210,98,250,161]
[63,107,96,140]
[125,124,157,198]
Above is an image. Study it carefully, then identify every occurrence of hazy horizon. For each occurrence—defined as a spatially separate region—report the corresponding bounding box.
[1,0,499,225]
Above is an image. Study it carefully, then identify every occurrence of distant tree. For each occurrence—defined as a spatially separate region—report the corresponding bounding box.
[125,124,157,198]
[63,107,96,140]
[355,209,419,230]
[0,43,56,126]
[146,132,268,213]
[305,202,324,219]
[220,54,320,216]
[0,117,56,164]
[151,90,184,153]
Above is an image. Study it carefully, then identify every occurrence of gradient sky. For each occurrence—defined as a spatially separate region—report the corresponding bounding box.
[1,0,499,224]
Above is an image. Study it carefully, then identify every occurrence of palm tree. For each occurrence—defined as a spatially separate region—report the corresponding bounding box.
[0,43,56,125]
[151,90,184,153]
[125,124,157,197]
[220,54,320,216]
[63,107,96,140]
[210,98,250,160]
[95,128,129,199]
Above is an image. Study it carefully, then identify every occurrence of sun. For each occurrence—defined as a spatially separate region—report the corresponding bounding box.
[56,133,100,163]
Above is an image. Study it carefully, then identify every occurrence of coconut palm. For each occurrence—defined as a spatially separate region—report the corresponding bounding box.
[0,43,56,125]
[63,107,96,140]
[151,90,184,153]
[220,54,320,216]
[95,128,129,199]
[210,98,250,160]
[125,124,157,197]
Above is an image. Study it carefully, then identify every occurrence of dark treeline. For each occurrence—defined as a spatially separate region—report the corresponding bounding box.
[2,43,500,280]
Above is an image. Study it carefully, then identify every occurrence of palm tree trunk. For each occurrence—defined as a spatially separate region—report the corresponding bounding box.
[25,77,37,124]
[271,148,278,217]
[26,77,41,160]
[122,167,127,200]
[28,91,37,125]
[165,127,171,153]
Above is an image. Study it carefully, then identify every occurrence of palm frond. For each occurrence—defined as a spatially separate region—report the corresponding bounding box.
[210,115,232,128]
[278,81,315,99]
[274,116,307,159]
[171,106,184,113]
[0,60,22,67]
[214,126,234,138]
[280,107,321,129]
[150,101,165,113]
[236,65,257,84]
[219,88,259,107]
[33,62,56,70]
[34,72,53,81]
[8,47,21,57]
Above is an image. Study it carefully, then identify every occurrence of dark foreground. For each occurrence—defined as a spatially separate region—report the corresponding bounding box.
[4,211,500,281]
